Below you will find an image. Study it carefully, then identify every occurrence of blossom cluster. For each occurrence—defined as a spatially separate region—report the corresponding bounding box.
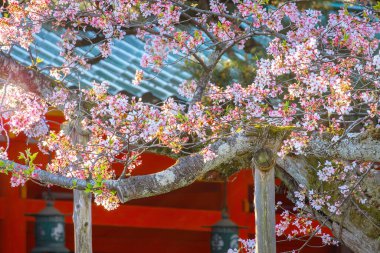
[295,161,373,213]
[0,84,49,138]
[275,208,339,246]
[94,188,120,211]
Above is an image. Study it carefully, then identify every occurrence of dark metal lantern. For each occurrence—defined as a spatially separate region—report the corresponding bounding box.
[210,208,240,253]
[27,200,70,253]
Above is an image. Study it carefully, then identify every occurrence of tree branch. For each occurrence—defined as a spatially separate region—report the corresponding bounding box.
[108,134,253,202]
[1,131,379,201]
[0,134,254,202]
[307,133,380,162]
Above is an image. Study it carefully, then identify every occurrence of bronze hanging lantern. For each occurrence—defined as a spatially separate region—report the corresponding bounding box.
[210,208,240,253]
[208,181,244,253]
[27,200,70,253]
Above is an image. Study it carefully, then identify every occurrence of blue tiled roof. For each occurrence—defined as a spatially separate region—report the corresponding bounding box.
[10,27,193,102]
[10,27,268,101]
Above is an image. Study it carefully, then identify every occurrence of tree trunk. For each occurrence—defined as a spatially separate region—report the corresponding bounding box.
[252,148,277,253]
[73,190,92,253]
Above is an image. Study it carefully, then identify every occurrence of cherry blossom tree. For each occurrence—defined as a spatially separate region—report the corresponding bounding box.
[0,0,379,252]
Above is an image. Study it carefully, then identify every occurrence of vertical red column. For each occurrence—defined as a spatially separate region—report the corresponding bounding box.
[1,140,27,253]
[227,170,255,239]
[1,184,27,252]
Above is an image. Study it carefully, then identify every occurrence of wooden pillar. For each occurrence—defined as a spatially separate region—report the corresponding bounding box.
[252,148,276,253]
[64,123,92,253]
[73,190,92,253]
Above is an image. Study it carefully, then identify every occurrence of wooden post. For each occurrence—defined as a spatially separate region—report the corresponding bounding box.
[252,148,276,253]
[63,123,93,253]
[73,190,92,253]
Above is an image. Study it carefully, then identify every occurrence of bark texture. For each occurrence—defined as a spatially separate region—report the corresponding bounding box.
[307,133,380,162]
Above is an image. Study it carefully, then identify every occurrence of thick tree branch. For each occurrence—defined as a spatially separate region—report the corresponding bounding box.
[1,132,379,200]
[307,133,380,162]
[108,134,253,202]
[0,134,254,201]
